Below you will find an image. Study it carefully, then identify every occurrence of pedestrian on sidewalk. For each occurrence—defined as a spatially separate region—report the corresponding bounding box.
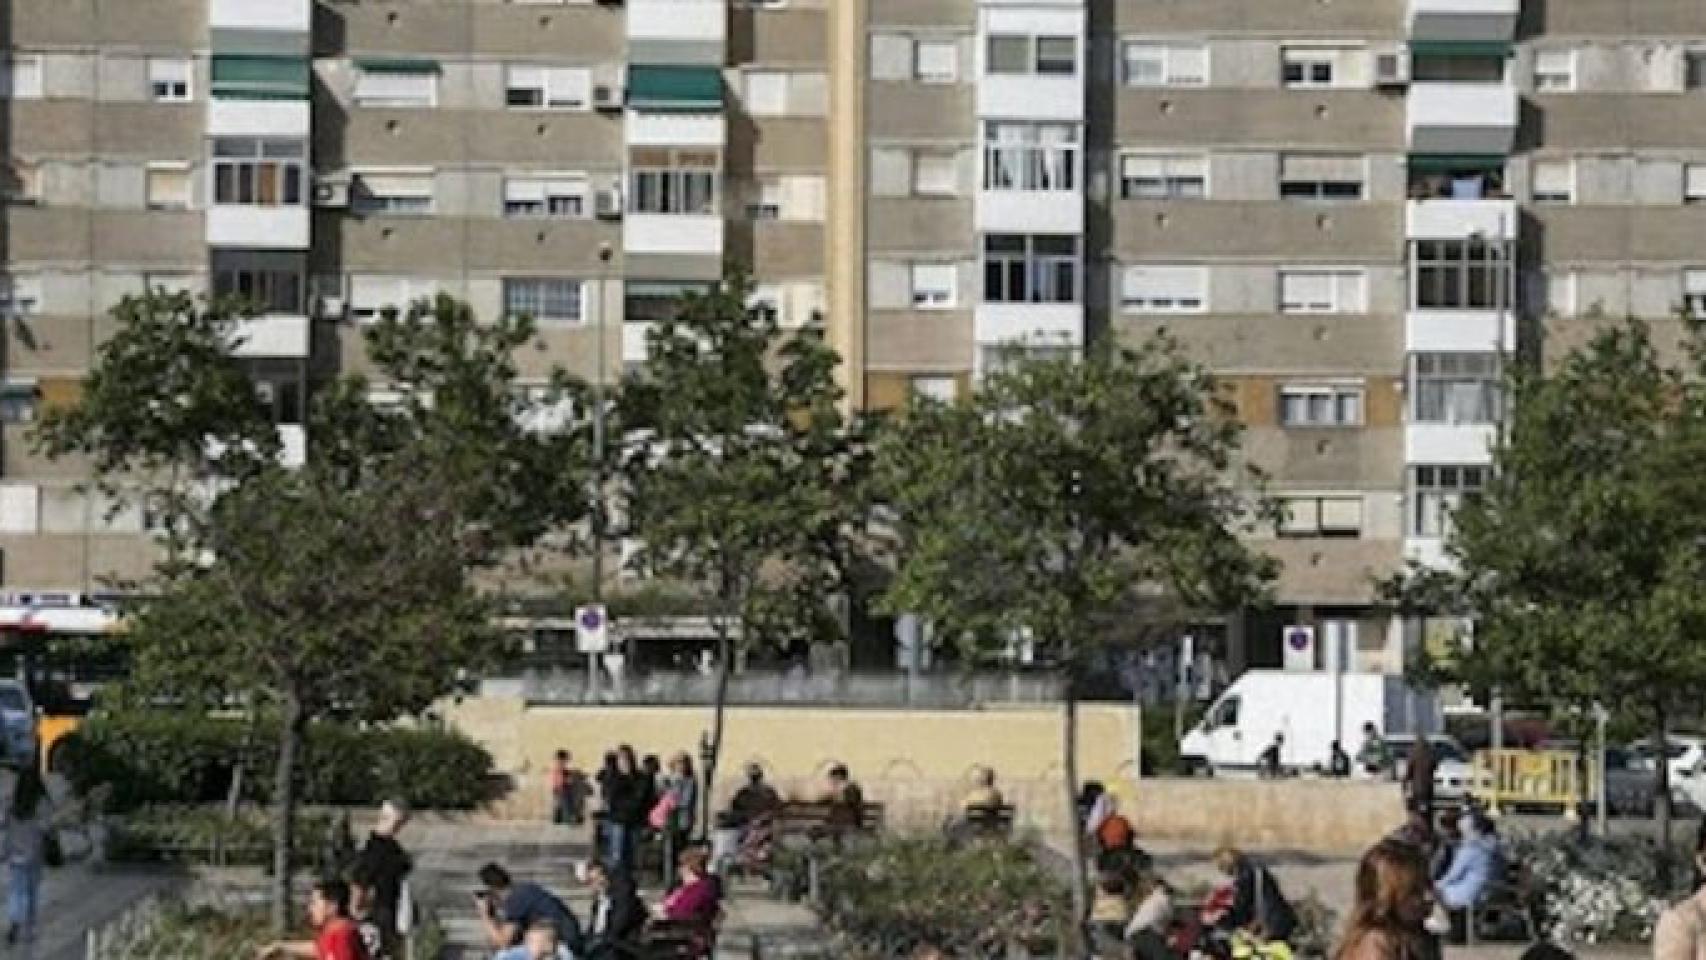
[1333,839,1437,960]
[256,878,366,960]
[3,765,56,945]
[549,751,574,825]
[604,746,649,876]
[353,800,412,953]
[658,752,699,856]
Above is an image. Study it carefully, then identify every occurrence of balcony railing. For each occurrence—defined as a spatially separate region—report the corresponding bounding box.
[510,667,1068,708]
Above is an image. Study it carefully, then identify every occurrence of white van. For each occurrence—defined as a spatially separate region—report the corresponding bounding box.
[1180,670,1441,776]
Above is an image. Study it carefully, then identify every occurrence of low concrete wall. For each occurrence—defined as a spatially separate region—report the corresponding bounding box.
[440,697,1142,841]
[1127,778,1403,856]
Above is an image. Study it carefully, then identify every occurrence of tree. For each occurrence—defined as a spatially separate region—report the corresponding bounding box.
[1383,318,1706,866]
[36,291,588,928]
[615,272,870,834]
[875,339,1277,936]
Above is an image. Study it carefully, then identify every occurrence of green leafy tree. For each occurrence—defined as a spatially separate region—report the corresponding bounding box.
[875,339,1277,934]
[1384,318,1706,864]
[615,272,871,832]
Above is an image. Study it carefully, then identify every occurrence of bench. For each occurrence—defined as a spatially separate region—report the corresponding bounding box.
[636,918,718,960]
[774,800,886,840]
[962,804,1016,838]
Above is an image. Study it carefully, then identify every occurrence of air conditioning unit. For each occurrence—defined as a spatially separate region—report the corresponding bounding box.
[595,188,623,220]
[313,177,351,209]
[593,84,625,112]
[1374,46,1411,87]
[316,296,347,320]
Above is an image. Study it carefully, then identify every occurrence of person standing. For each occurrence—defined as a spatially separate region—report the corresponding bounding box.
[660,753,699,856]
[1334,839,1438,960]
[1330,741,1353,778]
[1405,739,1438,820]
[549,751,573,825]
[3,766,54,945]
[604,746,649,875]
[256,879,367,960]
[1259,734,1286,779]
[353,800,412,954]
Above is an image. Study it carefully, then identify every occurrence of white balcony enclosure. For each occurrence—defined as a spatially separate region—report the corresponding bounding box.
[1405,423,1497,465]
[974,303,1084,347]
[1402,537,1454,572]
[977,190,1084,234]
[1406,198,1518,240]
[627,0,726,63]
[626,111,726,148]
[1407,83,1518,155]
[1407,0,1519,45]
[210,0,311,34]
[206,205,311,250]
[977,1,1086,122]
[623,214,723,257]
[207,99,310,138]
[231,313,310,359]
[977,76,1085,123]
[1405,310,1516,353]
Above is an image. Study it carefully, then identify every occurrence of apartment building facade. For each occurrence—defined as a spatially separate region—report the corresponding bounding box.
[4,0,1706,673]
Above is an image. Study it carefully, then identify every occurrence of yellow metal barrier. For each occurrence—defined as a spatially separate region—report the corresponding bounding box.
[1471,749,1582,813]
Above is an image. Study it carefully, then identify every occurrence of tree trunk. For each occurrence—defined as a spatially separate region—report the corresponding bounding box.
[1062,681,1089,955]
[702,625,732,843]
[1657,708,1674,889]
[270,692,307,934]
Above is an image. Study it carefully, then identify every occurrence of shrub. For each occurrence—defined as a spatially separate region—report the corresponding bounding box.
[1508,831,1677,945]
[108,806,339,867]
[64,712,499,812]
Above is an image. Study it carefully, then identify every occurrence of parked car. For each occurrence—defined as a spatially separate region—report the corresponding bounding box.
[1629,737,1706,812]
[1384,734,1487,805]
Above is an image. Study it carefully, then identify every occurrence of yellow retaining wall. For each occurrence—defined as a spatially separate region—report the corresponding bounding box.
[1129,778,1403,856]
[441,698,1141,840]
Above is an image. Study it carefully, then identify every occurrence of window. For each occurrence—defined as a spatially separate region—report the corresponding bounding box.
[146,163,192,210]
[1121,43,1207,87]
[745,179,781,220]
[214,266,303,314]
[984,234,1079,304]
[1531,159,1574,204]
[983,122,1077,192]
[353,170,434,215]
[1412,353,1502,424]
[505,66,591,109]
[911,376,957,403]
[985,35,1077,76]
[1687,51,1706,91]
[1,57,42,99]
[349,275,433,323]
[355,66,437,107]
[504,174,588,218]
[503,278,585,326]
[0,382,38,425]
[2,161,41,205]
[1279,269,1366,314]
[913,151,958,196]
[630,148,718,215]
[1282,48,1347,88]
[211,137,306,207]
[0,275,41,318]
[743,71,789,116]
[1120,265,1206,313]
[1412,239,1510,310]
[1687,269,1706,319]
[1119,153,1206,199]
[1279,153,1364,202]
[0,486,38,533]
[910,263,957,309]
[148,58,193,102]
[915,40,958,84]
[1686,164,1706,205]
[1409,465,1489,538]
[1279,384,1364,427]
[1278,495,1363,538]
[1533,50,1575,92]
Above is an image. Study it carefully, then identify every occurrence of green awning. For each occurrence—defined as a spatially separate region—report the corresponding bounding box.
[627,66,723,111]
[211,56,310,100]
[1409,154,1507,173]
[353,57,440,74]
[1408,40,1512,58]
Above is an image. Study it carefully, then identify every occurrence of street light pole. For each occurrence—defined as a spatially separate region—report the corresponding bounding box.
[589,243,613,701]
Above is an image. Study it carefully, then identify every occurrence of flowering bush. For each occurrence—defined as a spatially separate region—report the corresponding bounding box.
[1508,831,1677,946]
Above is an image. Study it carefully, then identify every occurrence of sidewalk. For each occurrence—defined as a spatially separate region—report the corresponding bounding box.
[0,862,182,960]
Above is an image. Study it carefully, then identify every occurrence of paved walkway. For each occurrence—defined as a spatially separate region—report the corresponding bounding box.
[0,862,183,960]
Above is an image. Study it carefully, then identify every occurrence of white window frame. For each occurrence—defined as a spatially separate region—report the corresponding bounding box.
[354,67,438,108]
[909,263,957,309]
[1120,265,1207,314]
[1281,47,1346,89]
[2,57,42,100]
[349,274,434,324]
[505,65,591,110]
[982,121,1077,193]
[1279,384,1365,428]
[148,57,193,102]
[1531,158,1575,204]
[1533,49,1576,93]
[910,376,958,404]
[1279,268,1367,314]
[743,71,790,116]
[352,168,435,215]
[985,34,1079,77]
[1119,152,1207,200]
[1686,268,1706,319]
[1409,464,1489,538]
[145,162,194,210]
[1684,163,1706,205]
[503,277,587,327]
[1278,494,1364,538]
[914,39,959,84]
[503,173,589,219]
[912,151,958,196]
[1121,42,1208,88]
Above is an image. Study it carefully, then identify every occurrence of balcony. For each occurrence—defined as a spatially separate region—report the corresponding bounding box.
[230,313,310,359]
[206,206,310,250]
[207,99,309,138]
[978,190,1083,234]
[1408,0,1519,47]
[626,111,725,148]
[627,0,725,65]
[974,303,1084,347]
[623,214,722,258]
[1406,198,1517,240]
[1405,310,1515,353]
[1405,423,1497,465]
[977,75,1084,123]
[1406,83,1518,156]
[1402,537,1454,572]
[210,0,310,36]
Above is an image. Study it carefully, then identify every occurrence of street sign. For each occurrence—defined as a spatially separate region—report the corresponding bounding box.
[575,604,610,654]
[1282,625,1316,672]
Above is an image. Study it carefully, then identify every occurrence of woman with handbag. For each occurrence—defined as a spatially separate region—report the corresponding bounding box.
[655,754,698,860]
[3,766,57,945]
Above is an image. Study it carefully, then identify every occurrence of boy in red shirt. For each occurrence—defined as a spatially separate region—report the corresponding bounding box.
[257,879,368,960]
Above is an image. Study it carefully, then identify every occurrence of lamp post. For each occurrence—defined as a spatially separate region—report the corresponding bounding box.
[588,243,613,703]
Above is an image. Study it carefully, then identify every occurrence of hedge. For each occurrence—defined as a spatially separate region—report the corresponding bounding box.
[108,806,339,867]
[62,712,501,813]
